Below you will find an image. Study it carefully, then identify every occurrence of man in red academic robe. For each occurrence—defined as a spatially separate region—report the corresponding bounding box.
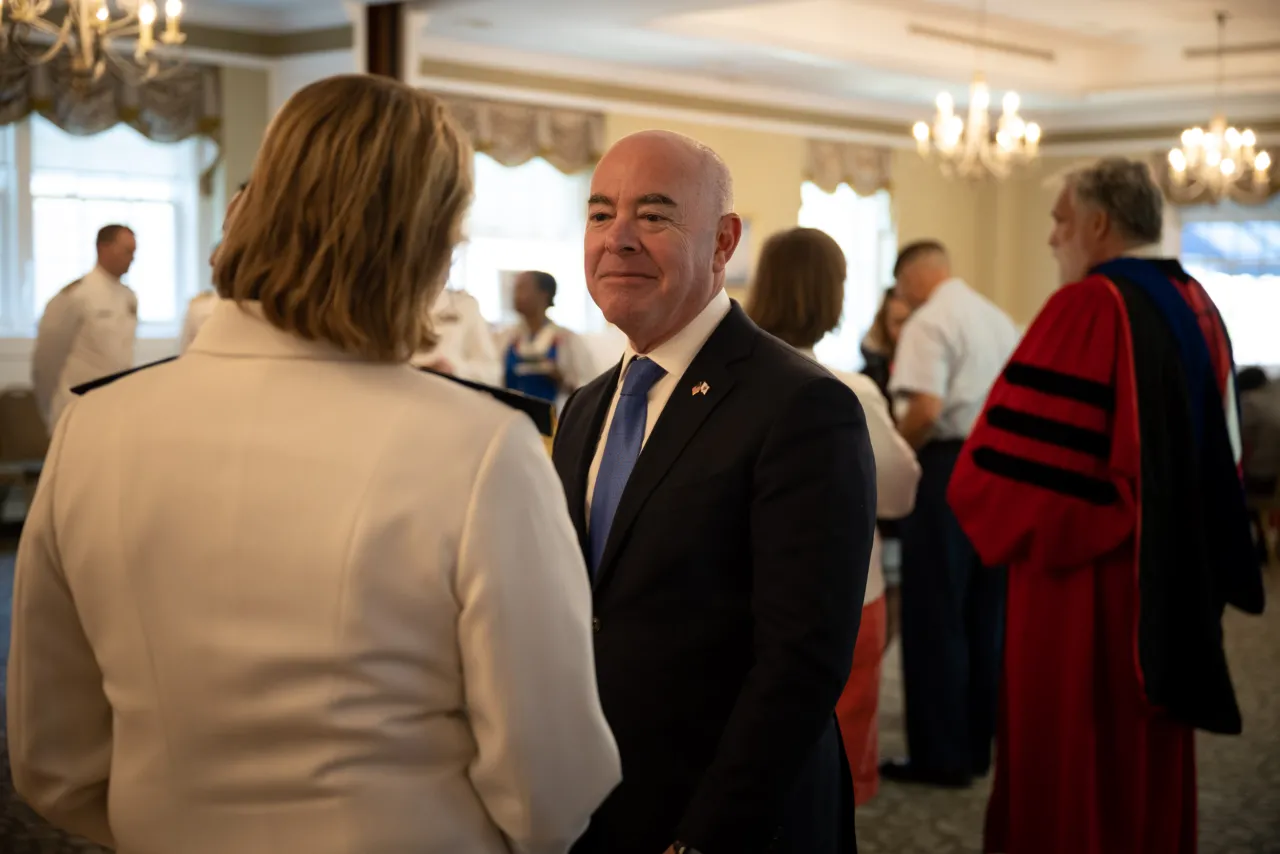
[948,158,1265,854]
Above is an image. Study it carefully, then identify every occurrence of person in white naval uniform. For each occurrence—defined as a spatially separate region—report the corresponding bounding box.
[7,74,619,854]
[31,224,138,431]
[412,286,502,385]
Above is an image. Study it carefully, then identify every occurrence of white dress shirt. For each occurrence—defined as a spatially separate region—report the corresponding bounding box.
[31,265,138,430]
[585,288,731,517]
[889,277,1019,441]
[800,348,920,604]
[412,289,502,386]
[9,300,620,854]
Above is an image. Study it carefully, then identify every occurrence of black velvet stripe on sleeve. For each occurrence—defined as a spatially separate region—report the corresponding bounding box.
[1003,362,1115,412]
[972,447,1119,505]
[986,406,1111,459]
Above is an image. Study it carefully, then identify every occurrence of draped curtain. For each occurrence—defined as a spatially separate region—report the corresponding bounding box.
[437,94,605,175]
[805,139,893,196]
[0,50,221,188]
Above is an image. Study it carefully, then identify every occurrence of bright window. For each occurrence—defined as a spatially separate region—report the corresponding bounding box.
[797,182,896,371]
[448,153,602,333]
[0,116,204,337]
[1180,197,1280,367]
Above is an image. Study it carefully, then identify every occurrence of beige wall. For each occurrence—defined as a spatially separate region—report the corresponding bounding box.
[219,65,271,203]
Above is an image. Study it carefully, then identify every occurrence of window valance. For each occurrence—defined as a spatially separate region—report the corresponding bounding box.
[805,140,893,196]
[437,94,605,175]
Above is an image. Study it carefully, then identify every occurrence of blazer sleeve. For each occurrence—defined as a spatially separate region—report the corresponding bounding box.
[677,376,876,852]
[456,413,621,854]
[6,400,116,850]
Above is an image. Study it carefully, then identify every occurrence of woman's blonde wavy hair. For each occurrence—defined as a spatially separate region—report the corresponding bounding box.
[213,74,473,361]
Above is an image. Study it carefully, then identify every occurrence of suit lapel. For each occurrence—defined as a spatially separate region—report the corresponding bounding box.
[593,305,757,592]
[565,362,621,557]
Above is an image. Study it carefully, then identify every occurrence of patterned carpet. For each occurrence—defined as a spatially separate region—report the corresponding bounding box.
[0,556,1277,853]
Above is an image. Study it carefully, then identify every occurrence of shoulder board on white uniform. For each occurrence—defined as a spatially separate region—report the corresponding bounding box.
[420,368,556,441]
[71,357,178,397]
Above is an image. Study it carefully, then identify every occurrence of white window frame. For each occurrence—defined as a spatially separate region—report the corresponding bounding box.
[1178,196,1280,368]
[0,117,207,339]
[798,182,897,371]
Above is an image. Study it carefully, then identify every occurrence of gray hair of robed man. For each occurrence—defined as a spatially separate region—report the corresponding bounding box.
[1065,157,1164,246]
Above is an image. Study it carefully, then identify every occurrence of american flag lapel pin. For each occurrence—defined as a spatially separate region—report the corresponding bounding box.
[692,381,710,396]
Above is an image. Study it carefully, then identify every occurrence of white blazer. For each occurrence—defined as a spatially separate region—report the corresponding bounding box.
[31,265,137,430]
[8,300,621,854]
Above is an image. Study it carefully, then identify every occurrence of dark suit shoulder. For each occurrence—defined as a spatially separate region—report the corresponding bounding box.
[71,357,178,397]
[740,328,850,394]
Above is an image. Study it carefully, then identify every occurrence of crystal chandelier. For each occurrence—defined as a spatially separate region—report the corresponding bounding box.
[910,0,1040,180]
[0,0,188,82]
[1167,12,1271,203]
[912,75,1040,180]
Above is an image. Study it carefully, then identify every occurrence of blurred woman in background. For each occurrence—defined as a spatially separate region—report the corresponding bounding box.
[8,74,619,854]
[861,286,911,402]
[746,226,920,808]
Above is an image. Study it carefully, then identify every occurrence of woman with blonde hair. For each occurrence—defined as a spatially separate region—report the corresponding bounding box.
[7,74,619,854]
[746,226,920,808]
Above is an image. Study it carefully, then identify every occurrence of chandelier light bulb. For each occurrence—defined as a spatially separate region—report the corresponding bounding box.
[946,115,964,138]
[1256,150,1272,172]
[1169,149,1188,172]
[138,2,157,25]
[1025,122,1041,144]
[912,121,930,142]
[1002,91,1020,115]
[1225,127,1242,148]
[167,0,184,16]
[1221,158,1236,176]
[97,4,110,21]
[971,82,990,112]
[936,91,954,114]
[1242,129,1257,147]
[1204,148,1222,167]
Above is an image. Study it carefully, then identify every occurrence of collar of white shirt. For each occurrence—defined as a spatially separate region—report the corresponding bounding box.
[620,288,732,381]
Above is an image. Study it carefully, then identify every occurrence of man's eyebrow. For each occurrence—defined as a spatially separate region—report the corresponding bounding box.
[587,193,614,206]
[637,193,677,206]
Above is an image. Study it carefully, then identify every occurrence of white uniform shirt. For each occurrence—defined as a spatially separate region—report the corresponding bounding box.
[411,289,502,386]
[31,265,138,430]
[179,291,219,353]
[585,288,731,517]
[889,277,1019,441]
[8,300,620,854]
[801,349,920,605]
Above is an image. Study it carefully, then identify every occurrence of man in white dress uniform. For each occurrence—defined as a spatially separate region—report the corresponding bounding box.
[31,224,139,431]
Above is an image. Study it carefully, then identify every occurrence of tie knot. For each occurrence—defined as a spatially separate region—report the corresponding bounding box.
[620,357,666,398]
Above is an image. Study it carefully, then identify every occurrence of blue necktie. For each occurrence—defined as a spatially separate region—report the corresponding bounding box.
[589,357,667,576]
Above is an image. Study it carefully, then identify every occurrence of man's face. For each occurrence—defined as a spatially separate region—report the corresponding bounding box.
[1049,186,1103,285]
[100,231,137,278]
[585,134,740,352]
[512,273,544,317]
[894,261,934,310]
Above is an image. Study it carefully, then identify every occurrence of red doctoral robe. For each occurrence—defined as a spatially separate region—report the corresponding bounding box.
[948,258,1263,854]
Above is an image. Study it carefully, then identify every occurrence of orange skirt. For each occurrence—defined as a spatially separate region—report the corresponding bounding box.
[836,596,887,806]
